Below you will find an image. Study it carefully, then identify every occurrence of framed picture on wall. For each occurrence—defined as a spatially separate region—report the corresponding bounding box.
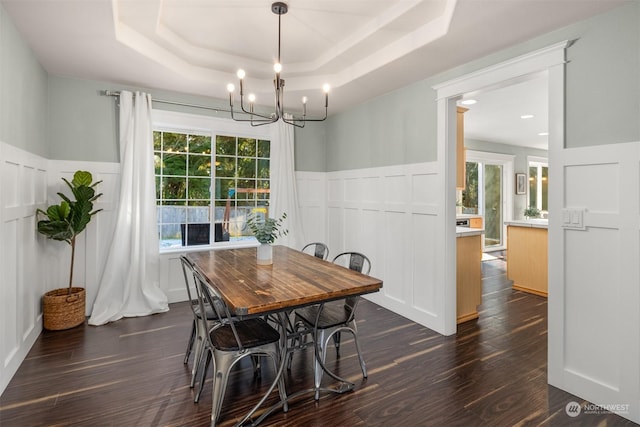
[516,173,526,195]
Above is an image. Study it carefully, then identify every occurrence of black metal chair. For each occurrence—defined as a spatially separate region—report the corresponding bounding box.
[193,269,288,426]
[293,251,371,399]
[301,242,330,260]
[180,255,220,393]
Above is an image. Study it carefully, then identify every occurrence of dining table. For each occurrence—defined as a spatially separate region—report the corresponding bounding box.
[186,244,383,426]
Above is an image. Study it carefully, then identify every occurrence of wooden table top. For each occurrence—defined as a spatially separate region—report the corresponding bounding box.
[186,245,383,317]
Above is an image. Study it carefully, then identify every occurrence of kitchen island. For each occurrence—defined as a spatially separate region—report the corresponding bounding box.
[505,219,548,297]
[456,227,483,323]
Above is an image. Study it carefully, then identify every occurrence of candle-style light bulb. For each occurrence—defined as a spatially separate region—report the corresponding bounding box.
[226,83,235,93]
[248,94,256,103]
[274,63,282,74]
[302,96,308,104]
[322,84,330,108]
[237,69,246,80]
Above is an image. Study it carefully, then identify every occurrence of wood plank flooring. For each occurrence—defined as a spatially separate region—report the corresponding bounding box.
[1,258,636,426]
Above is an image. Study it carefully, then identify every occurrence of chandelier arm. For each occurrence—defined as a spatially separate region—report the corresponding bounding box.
[281,115,305,128]
[229,97,275,122]
[250,118,278,127]
[237,95,273,121]
[227,2,330,127]
[230,107,277,124]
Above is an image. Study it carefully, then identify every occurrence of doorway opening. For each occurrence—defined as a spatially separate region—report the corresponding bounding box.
[434,40,568,336]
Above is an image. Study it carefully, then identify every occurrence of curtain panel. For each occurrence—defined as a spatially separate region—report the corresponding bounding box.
[269,117,305,250]
[89,91,168,326]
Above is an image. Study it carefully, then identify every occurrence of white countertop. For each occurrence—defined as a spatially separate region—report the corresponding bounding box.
[504,219,548,229]
[456,227,484,237]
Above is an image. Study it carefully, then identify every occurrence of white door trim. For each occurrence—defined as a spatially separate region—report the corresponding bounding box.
[433,40,569,335]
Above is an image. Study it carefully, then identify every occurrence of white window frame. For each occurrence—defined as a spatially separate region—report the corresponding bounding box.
[465,150,515,251]
[527,155,548,214]
[153,110,271,253]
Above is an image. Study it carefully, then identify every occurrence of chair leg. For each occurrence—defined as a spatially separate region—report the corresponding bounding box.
[184,320,196,364]
[313,329,326,400]
[352,333,368,379]
[251,355,261,378]
[195,350,211,403]
[332,331,341,357]
[211,352,233,426]
[191,330,204,388]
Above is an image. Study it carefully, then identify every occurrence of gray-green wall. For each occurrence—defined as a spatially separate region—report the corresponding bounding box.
[317,1,640,171]
[0,3,48,157]
[46,75,328,168]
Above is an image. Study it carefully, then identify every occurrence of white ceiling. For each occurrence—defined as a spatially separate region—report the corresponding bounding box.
[461,72,549,150]
[1,0,626,145]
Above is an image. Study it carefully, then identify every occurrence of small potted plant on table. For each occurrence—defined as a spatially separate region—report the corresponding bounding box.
[36,170,102,330]
[247,211,288,265]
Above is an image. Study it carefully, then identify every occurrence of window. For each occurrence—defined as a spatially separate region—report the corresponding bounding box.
[528,157,548,214]
[153,112,271,250]
[461,150,515,251]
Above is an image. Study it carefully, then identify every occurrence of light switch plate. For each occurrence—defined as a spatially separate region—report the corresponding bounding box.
[562,208,586,230]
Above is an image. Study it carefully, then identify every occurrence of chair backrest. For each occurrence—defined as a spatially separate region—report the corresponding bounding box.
[331,252,371,275]
[192,269,245,351]
[180,255,199,317]
[302,242,329,260]
[331,251,371,320]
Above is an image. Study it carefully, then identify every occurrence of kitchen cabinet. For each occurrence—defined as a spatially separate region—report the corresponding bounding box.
[506,221,548,297]
[456,229,482,323]
[456,106,468,189]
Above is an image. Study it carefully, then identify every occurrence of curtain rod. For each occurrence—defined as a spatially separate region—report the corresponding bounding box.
[102,90,231,114]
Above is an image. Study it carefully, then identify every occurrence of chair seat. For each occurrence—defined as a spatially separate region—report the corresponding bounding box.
[210,318,280,351]
[295,302,352,330]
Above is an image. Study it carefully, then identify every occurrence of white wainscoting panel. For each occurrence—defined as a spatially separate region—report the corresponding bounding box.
[0,142,47,395]
[327,162,445,332]
[0,151,120,396]
[549,141,640,423]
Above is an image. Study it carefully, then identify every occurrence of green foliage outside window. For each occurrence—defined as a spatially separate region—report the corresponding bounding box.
[154,130,270,248]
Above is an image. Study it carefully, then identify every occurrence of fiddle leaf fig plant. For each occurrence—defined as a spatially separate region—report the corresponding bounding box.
[247,212,288,244]
[36,171,103,292]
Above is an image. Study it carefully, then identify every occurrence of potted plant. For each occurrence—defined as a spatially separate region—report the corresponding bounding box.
[36,170,102,330]
[246,211,288,265]
[524,206,541,219]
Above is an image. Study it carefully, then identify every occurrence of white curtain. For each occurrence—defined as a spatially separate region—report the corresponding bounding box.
[269,117,305,250]
[89,91,169,326]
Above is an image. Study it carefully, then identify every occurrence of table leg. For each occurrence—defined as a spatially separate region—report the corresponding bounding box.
[239,311,290,426]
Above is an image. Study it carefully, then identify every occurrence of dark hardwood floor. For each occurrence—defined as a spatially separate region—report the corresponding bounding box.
[1,257,636,426]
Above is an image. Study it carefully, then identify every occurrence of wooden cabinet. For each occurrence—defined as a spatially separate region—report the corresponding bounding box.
[506,225,548,297]
[456,106,468,190]
[469,217,483,229]
[456,233,482,323]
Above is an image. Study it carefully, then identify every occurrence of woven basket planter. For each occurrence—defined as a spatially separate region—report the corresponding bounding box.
[43,287,86,331]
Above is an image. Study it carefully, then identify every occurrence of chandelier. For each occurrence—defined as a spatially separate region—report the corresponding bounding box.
[226,2,329,128]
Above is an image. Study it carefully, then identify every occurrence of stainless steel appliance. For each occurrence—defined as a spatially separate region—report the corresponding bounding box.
[456,218,470,227]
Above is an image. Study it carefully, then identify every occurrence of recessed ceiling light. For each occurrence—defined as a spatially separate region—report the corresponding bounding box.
[538,132,549,136]
[460,99,477,105]
[521,114,534,119]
